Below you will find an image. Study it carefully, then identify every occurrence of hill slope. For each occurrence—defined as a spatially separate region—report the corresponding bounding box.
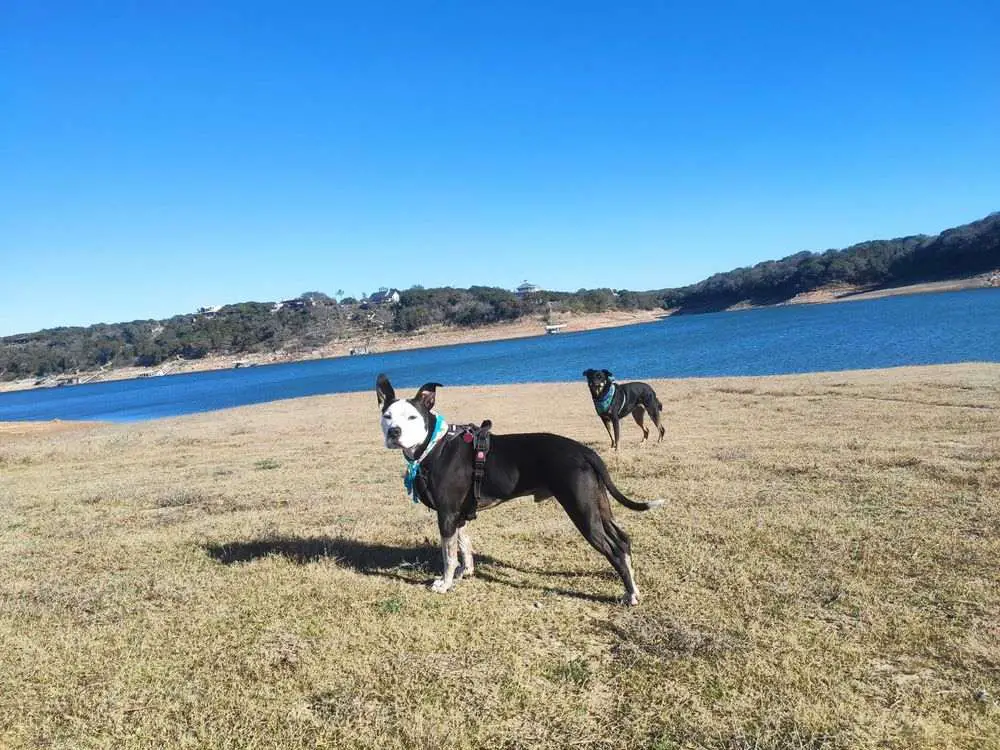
[663,212,1000,313]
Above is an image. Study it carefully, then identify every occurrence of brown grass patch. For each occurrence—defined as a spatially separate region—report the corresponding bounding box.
[1,363,999,748]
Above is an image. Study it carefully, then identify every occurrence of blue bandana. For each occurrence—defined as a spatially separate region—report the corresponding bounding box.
[403,414,446,503]
[595,382,617,415]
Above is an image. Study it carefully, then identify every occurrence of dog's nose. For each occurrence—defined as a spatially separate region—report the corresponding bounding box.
[387,426,402,440]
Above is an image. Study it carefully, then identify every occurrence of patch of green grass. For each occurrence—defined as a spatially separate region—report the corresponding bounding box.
[547,658,591,687]
[375,596,404,615]
[155,489,205,507]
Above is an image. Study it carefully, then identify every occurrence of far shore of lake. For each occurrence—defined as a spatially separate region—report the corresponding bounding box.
[3,273,996,394]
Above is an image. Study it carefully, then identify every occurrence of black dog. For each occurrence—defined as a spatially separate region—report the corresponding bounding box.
[583,369,666,450]
[376,374,663,605]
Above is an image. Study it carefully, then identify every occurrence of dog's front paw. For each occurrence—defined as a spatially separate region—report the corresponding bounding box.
[430,577,453,594]
[624,591,640,607]
[456,565,474,580]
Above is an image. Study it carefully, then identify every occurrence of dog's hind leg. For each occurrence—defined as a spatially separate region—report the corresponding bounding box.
[603,517,640,605]
[631,406,650,442]
[654,415,665,442]
[555,478,640,605]
[646,396,666,442]
[456,525,475,579]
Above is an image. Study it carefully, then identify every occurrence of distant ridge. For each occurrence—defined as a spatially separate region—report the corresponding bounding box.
[660,211,1000,314]
[3,212,998,382]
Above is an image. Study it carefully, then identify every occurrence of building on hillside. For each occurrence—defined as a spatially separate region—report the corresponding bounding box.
[368,288,401,306]
[273,298,314,312]
[516,280,542,297]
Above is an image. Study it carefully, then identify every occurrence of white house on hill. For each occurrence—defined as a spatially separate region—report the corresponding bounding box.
[516,280,542,296]
[368,288,401,305]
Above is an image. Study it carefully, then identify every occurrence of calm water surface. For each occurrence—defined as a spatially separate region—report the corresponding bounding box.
[2,289,998,422]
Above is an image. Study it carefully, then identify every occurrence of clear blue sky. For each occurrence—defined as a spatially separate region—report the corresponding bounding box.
[2,0,998,336]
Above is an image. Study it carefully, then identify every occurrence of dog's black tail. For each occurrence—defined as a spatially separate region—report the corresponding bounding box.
[585,451,665,512]
[647,392,663,412]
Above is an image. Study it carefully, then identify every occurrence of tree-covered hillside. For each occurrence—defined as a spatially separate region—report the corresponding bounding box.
[2,212,997,382]
[663,212,999,313]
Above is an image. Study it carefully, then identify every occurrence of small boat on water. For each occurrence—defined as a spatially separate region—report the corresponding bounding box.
[545,324,567,334]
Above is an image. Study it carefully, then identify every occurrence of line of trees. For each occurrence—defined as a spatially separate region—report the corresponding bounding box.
[2,212,997,381]
[391,286,532,332]
[0,301,359,381]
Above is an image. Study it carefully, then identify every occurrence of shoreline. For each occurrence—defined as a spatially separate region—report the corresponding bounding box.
[777,273,999,305]
[0,309,668,393]
[2,274,996,394]
[4,362,997,434]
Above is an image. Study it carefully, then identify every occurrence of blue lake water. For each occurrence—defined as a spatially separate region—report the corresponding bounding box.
[2,288,999,423]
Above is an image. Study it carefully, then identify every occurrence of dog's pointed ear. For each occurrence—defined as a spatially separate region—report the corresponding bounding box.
[582,369,593,378]
[415,382,443,411]
[602,369,613,379]
[375,374,396,409]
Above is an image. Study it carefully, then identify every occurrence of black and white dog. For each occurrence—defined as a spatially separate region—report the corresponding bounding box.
[376,374,663,605]
[583,369,666,450]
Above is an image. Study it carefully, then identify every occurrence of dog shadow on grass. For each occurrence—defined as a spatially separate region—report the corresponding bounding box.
[203,535,618,604]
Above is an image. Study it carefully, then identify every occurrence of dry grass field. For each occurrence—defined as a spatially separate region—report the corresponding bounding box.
[1,364,998,749]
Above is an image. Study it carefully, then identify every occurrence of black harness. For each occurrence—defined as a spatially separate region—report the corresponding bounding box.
[471,419,492,503]
[410,419,494,516]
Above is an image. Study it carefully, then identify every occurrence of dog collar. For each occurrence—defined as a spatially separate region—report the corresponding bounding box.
[403,414,448,503]
[595,382,616,415]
